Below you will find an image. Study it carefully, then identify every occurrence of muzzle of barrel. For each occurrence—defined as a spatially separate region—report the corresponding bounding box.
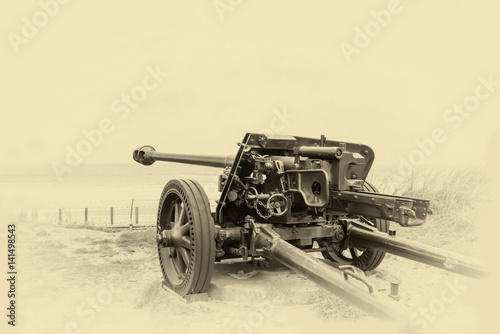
[133,145,156,166]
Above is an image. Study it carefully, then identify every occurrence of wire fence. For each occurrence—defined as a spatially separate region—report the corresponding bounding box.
[34,199,159,228]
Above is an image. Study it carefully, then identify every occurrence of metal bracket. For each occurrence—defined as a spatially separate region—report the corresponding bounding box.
[239,246,249,261]
[338,265,374,293]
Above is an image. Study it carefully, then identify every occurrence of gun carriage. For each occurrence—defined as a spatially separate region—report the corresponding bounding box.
[133,133,485,319]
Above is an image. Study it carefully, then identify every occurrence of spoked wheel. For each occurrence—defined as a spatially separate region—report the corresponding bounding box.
[319,181,389,271]
[156,179,215,296]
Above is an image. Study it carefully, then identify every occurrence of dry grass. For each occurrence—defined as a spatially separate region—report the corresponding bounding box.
[116,229,156,248]
[370,166,489,250]
[64,222,106,231]
[375,166,487,215]
[313,290,365,320]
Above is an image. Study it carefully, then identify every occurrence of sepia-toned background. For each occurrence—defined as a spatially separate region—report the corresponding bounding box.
[1,1,499,333]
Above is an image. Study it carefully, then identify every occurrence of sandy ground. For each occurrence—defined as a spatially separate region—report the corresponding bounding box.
[3,220,493,334]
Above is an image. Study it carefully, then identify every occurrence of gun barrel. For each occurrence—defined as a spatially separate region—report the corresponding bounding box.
[133,145,235,168]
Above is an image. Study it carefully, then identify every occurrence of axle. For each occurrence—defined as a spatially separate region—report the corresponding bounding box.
[159,220,487,279]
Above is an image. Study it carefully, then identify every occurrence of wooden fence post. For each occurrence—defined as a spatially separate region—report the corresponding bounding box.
[85,208,88,224]
[129,199,134,229]
[135,207,139,224]
[110,207,114,225]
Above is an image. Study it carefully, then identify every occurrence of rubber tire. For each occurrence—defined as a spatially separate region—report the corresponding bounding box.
[157,179,215,295]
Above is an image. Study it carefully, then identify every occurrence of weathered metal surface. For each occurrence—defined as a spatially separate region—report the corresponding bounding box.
[133,145,234,168]
[348,223,487,279]
[254,225,410,319]
[330,191,431,226]
[133,133,486,320]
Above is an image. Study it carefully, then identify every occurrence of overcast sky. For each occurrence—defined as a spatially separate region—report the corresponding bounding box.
[1,1,499,170]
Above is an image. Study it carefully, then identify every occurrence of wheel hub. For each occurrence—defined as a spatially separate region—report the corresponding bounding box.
[157,225,187,248]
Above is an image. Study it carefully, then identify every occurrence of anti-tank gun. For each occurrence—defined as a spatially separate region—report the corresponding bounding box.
[133,133,485,319]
